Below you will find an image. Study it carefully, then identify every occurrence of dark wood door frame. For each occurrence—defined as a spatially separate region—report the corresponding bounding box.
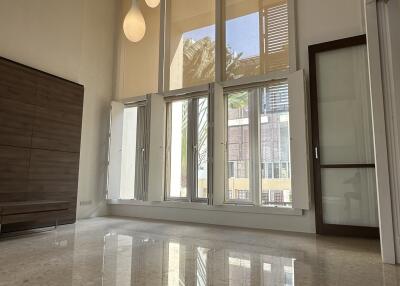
[308,35,380,238]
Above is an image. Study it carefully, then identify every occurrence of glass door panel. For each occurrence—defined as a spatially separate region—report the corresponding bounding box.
[316,45,375,165]
[321,168,378,227]
[310,35,379,237]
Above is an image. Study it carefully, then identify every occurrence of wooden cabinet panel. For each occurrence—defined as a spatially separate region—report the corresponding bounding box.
[37,74,84,110]
[28,149,79,182]
[32,74,84,152]
[0,146,30,195]
[0,98,35,147]
[0,59,38,105]
[28,149,79,219]
[31,106,83,152]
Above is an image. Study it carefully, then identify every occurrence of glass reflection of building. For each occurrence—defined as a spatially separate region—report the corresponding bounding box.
[227,82,292,207]
[101,233,295,286]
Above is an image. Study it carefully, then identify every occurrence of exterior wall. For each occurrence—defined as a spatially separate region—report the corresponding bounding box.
[0,0,118,219]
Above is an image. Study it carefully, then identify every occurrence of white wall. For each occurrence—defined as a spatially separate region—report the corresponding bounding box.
[115,0,160,100]
[296,0,365,77]
[110,0,367,233]
[0,0,118,219]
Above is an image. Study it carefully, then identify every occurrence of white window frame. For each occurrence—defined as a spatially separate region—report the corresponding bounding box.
[223,78,292,207]
[107,96,150,201]
[164,89,211,203]
[158,0,297,93]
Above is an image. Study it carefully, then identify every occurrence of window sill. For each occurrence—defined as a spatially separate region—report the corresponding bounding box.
[107,199,303,216]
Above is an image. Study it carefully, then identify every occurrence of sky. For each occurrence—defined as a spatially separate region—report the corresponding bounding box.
[183,12,260,59]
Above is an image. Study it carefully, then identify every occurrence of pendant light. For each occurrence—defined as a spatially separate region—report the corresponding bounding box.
[123,0,146,43]
[145,0,160,8]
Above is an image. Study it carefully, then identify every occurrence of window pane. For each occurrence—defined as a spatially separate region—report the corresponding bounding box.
[225,0,289,80]
[169,100,189,198]
[260,81,292,207]
[227,91,251,202]
[120,107,138,199]
[169,0,215,90]
[197,98,208,199]
[316,45,374,165]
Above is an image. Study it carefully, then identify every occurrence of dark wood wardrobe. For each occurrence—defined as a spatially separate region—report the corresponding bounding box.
[0,57,83,231]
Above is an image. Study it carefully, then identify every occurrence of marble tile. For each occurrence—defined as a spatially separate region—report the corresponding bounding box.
[0,217,399,286]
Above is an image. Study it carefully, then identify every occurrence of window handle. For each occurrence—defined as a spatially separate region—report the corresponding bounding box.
[314,147,319,159]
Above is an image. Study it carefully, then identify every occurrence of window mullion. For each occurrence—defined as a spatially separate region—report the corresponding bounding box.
[162,0,171,92]
[134,107,144,200]
[288,0,297,72]
[258,0,266,74]
[249,89,261,206]
[164,103,172,200]
[187,99,197,201]
[215,0,225,83]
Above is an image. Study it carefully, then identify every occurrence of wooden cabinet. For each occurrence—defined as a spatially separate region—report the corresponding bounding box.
[0,57,84,231]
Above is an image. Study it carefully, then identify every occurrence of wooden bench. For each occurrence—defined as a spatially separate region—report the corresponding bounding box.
[0,201,69,234]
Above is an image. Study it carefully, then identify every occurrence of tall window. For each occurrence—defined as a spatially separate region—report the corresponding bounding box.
[224,0,289,80]
[119,104,148,200]
[226,81,291,207]
[161,0,295,208]
[166,95,209,201]
[168,0,216,90]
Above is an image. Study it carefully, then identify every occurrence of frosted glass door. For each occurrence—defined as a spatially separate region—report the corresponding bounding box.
[310,35,379,237]
[316,45,375,166]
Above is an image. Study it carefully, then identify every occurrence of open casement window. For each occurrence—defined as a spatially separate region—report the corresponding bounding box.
[165,92,210,202]
[224,80,292,207]
[107,99,150,201]
[222,71,310,209]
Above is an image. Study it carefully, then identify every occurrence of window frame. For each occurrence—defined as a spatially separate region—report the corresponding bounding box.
[123,100,150,201]
[158,0,297,93]
[224,78,292,207]
[107,96,151,201]
[158,0,297,208]
[224,84,260,206]
[164,89,211,203]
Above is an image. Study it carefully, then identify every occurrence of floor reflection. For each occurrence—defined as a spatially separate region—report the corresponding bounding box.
[101,232,295,286]
[1,218,396,286]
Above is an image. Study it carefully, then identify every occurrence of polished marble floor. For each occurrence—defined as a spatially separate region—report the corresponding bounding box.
[0,217,399,286]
